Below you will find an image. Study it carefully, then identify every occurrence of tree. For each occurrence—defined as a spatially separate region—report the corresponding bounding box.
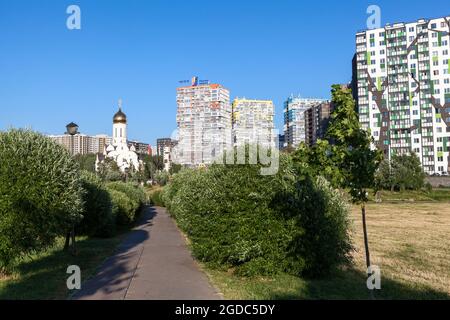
[140,155,164,182]
[375,153,425,191]
[326,85,382,290]
[73,154,96,172]
[97,157,123,182]
[292,140,343,187]
[169,163,182,175]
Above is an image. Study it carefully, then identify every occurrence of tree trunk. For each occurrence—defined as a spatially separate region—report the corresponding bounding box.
[64,231,71,251]
[361,203,371,269]
[362,203,375,299]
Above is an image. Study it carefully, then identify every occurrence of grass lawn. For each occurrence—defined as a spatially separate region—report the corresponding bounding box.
[203,202,450,299]
[0,234,125,300]
[367,188,450,202]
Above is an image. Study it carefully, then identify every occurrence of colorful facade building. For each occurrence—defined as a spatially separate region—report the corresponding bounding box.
[355,15,450,174]
[174,77,232,166]
[232,98,275,148]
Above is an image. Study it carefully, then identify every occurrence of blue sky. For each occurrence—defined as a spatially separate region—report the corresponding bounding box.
[1,0,449,145]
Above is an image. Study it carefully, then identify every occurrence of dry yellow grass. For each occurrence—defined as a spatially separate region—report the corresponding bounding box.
[351,202,450,295]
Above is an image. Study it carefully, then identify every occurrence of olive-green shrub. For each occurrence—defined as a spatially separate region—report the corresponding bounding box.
[108,189,136,225]
[106,182,146,225]
[77,171,115,237]
[162,154,353,277]
[0,129,83,268]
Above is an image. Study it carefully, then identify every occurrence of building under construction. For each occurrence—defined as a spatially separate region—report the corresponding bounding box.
[174,77,232,165]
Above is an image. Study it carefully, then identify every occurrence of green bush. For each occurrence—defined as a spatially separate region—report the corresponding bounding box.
[278,176,353,277]
[77,171,115,237]
[163,154,353,277]
[150,189,165,207]
[155,171,170,186]
[106,182,146,207]
[0,129,83,268]
[106,182,146,225]
[108,189,136,225]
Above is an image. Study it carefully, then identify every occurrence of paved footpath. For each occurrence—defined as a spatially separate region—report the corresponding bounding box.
[73,207,222,300]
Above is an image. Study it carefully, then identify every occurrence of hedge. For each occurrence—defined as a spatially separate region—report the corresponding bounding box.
[106,182,146,225]
[0,129,84,268]
[162,154,353,277]
[77,171,116,237]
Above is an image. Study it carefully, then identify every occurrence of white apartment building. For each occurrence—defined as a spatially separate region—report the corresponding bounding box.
[174,78,232,166]
[232,98,275,148]
[355,16,450,174]
[283,96,326,148]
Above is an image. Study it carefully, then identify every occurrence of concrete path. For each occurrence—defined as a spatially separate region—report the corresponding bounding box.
[73,207,222,300]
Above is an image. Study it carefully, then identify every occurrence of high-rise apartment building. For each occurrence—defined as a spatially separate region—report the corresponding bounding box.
[157,138,176,157]
[355,16,450,174]
[305,101,333,147]
[283,97,326,148]
[232,98,275,147]
[175,78,232,166]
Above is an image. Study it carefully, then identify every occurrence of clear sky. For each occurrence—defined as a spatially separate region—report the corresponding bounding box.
[1,0,449,145]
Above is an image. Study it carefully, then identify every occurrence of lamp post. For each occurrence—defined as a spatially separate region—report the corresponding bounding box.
[64,122,79,254]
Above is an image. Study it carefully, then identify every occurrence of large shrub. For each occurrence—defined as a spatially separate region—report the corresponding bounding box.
[108,189,136,225]
[77,171,115,237]
[163,154,353,277]
[106,182,146,225]
[0,129,84,268]
[276,176,353,277]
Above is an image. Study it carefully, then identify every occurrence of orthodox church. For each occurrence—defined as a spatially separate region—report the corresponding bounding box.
[96,101,141,173]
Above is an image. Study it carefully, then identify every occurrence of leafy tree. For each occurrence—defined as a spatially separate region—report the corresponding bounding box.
[375,153,425,191]
[292,140,343,187]
[326,85,382,281]
[73,154,96,173]
[155,171,170,186]
[0,129,83,268]
[140,154,164,181]
[97,157,123,182]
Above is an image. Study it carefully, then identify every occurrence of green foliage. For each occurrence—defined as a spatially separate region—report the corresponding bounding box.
[141,155,164,181]
[276,176,353,277]
[326,85,382,203]
[149,189,165,207]
[73,154,96,173]
[108,189,137,225]
[292,140,343,187]
[106,182,146,225]
[77,171,116,237]
[155,171,170,186]
[163,154,353,278]
[0,129,83,268]
[375,154,425,191]
[97,158,123,182]
[169,163,182,175]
